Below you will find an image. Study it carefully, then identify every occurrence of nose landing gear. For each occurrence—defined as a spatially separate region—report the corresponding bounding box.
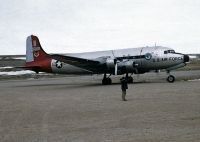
[166,71,175,83]
[167,75,175,83]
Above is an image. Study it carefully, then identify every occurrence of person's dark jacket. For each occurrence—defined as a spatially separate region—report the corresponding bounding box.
[121,78,128,91]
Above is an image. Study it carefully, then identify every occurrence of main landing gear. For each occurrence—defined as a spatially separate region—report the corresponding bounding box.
[120,73,133,83]
[166,71,175,83]
[102,74,112,85]
[125,73,133,83]
[102,73,134,85]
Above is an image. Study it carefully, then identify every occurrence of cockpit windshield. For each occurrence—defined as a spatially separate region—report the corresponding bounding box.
[164,50,175,54]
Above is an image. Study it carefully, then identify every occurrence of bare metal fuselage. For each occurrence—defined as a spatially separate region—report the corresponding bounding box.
[51,46,185,75]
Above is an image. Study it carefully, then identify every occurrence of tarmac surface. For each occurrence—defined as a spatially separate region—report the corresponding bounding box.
[0,71,200,142]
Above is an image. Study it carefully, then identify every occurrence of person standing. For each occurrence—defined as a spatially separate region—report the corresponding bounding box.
[121,77,128,101]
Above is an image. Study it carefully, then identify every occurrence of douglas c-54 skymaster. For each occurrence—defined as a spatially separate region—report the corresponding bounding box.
[23,35,189,85]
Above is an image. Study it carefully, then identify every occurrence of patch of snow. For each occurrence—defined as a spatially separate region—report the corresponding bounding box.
[0,70,34,76]
[0,66,13,69]
[188,79,200,82]
[14,57,25,60]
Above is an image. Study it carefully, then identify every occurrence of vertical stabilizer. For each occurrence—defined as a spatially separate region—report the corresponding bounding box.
[26,35,49,63]
[25,35,52,73]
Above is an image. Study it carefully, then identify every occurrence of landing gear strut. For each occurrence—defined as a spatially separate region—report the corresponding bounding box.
[102,74,112,85]
[166,71,175,83]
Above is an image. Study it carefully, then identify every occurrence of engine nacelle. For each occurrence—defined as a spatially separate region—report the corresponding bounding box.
[106,58,138,74]
[106,58,115,70]
[118,60,136,72]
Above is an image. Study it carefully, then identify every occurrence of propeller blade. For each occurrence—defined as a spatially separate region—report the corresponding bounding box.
[115,63,118,75]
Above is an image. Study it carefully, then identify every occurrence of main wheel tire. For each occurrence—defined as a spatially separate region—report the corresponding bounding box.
[107,78,112,85]
[102,78,112,85]
[102,79,107,85]
[167,75,175,83]
[127,77,133,83]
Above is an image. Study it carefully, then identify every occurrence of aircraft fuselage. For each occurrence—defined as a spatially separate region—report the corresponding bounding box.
[51,46,187,75]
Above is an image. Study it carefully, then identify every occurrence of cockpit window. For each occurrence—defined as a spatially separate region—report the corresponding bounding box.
[169,50,175,53]
[164,50,175,54]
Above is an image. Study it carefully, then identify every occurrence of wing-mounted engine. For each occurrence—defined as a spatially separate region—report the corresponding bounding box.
[117,60,139,74]
[106,57,116,71]
[104,57,139,75]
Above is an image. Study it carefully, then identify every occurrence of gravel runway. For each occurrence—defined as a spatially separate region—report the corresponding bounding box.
[0,71,200,142]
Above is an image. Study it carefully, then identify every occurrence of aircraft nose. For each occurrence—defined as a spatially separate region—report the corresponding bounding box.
[184,54,190,63]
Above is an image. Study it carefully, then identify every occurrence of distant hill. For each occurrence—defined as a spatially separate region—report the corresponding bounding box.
[0,55,25,60]
[188,54,200,58]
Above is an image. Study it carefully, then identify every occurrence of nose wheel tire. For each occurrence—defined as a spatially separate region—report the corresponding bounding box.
[167,75,175,83]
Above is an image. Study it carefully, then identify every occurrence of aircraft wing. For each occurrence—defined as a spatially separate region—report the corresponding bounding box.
[51,54,102,72]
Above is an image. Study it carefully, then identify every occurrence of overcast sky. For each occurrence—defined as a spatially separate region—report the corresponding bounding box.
[0,0,200,55]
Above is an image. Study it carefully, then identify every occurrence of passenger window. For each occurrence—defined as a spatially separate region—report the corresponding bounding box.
[164,51,167,54]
